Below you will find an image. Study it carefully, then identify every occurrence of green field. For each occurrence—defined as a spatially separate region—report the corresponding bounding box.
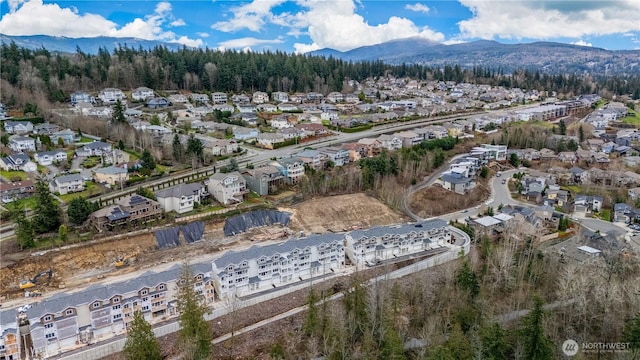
[58,182,104,202]
[0,170,28,181]
[622,109,640,126]
[79,136,94,143]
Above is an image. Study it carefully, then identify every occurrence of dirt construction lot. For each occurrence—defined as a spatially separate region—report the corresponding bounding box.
[408,183,490,218]
[0,193,406,302]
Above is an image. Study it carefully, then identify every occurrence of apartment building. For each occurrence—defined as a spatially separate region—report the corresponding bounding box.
[211,232,345,298]
[344,219,449,266]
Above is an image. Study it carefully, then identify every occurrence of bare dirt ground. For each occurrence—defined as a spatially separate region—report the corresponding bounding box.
[1,193,405,302]
[284,193,408,233]
[408,181,491,218]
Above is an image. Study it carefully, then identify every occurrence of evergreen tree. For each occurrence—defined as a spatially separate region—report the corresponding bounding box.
[558,119,566,135]
[303,287,319,336]
[481,323,511,360]
[172,133,184,161]
[33,177,61,234]
[112,99,126,123]
[118,139,125,150]
[67,197,98,226]
[140,149,156,175]
[123,311,162,360]
[444,323,473,360]
[456,259,480,299]
[623,312,640,356]
[578,125,585,143]
[519,296,553,360]
[9,202,34,249]
[177,262,212,360]
[509,153,520,167]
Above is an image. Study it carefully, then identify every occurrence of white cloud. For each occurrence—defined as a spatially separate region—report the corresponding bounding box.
[0,0,203,47]
[570,40,592,47]
[457,0,640,40]
[212,0,287,32]
[443,39,466,45]
[197,32,210,38]
[218,36,284,49]
[170,19,186,27]
[405,3,430,14]
[287,0,444,53]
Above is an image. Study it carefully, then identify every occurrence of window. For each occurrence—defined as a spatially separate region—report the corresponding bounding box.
[44,323,54,329]
[142,306,149,311]
[112,305,121,311]
[45,333,56,339]
[43,315,52,322]
[112,297,120,303]
[92,302,100,309]
[152,301,163,307]
[65,309,74,316]
[140,289,148,296]
[151,293,161,299]
[113,313,122,320]
[142,297,148,302]
[158,284,165,291]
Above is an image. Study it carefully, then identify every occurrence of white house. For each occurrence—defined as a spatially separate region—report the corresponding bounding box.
[3,121,33,134]
[98,88,125,104]
[270,118,292,129]
[208,172,248,205]
[8,135,36,152]
[76,141,112,157]
[211,92,228,104]
[272,92,289,103]
[49,174,85,195]
[252,91,269,104]
[271,158,305,184]
[154,183,205,214]
[377,134,402,151]
[189,93,210,103]
[131,87,155,101]
[206,139,239,156]
[34,150,68,166]
[257,133,286,149]
[0,153,37,172]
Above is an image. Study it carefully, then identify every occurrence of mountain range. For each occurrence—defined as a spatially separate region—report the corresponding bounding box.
[2,34,639,76]
[0,34,187,54]
[310,37,640,75]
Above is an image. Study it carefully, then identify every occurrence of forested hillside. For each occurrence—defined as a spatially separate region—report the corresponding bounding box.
[1,41,638,105]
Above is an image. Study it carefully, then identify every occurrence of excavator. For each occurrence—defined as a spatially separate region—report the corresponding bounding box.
[115,252,139,268]
[19,269,53,290]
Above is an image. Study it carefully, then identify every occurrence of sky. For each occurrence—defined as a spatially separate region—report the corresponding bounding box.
[0,0,639,53]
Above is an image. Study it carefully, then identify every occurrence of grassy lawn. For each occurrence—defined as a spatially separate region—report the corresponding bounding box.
[530,120,555,129]
[12,196,59,210]
[81,156,101,168]
[79,136,94,143]
[561,185,582,195]
[37,164,48,174]
[156,164,171,173]
[58,182,104,202]
[0,170,28,181]
[599,209,612,222]
[125,151,140,161]
[622,108,640,126]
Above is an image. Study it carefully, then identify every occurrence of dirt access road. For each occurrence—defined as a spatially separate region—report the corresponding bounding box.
[0,193,406,304]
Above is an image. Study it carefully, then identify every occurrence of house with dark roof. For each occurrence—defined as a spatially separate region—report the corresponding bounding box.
[440,172,476,194]
[242,165,284,196]
[0,179,35,203]
[90,194,162,231]
[34,150,68,166]
[208,172,248,205]
[154,183,205,214]
[613,203,640,224]
[33,122,61,135]
[76,141,112,157]
[574,195,603,215]
[0,153,37,172]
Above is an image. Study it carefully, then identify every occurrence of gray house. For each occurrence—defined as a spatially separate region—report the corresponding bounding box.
[242,166,284,196]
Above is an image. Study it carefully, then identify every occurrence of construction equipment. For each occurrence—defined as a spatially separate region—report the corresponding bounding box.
[115,252,139,268]
[19,270,53,290]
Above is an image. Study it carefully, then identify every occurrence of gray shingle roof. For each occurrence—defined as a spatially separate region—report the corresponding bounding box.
[212,232,345,271]
[54,174,83,184]
[347,219,447,240]
[155,183,203,199]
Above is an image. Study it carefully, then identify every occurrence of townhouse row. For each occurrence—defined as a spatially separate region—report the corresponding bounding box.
[0,219,461,359]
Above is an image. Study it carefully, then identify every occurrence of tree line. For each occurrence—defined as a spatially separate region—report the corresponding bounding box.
[1,42,638,106]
